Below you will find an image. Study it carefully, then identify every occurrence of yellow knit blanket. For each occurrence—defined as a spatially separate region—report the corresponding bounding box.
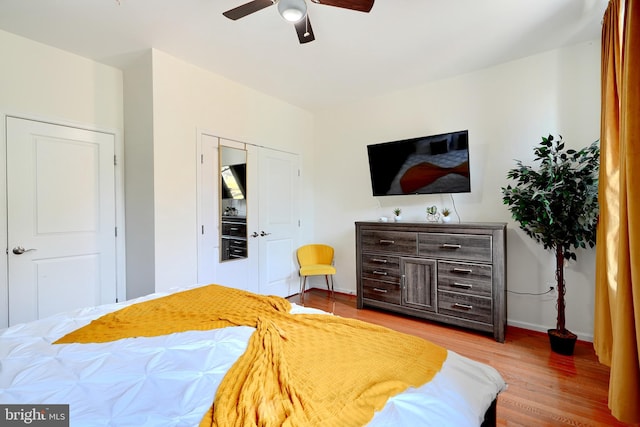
[55,284,447,427]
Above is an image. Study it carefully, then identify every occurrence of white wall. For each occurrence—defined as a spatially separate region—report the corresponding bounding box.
[0,26,601,341]
[0,29,316,314]
[0,29,124,328]
[123,51,156,299]
[313,41,601,341]
[130,49,315,294]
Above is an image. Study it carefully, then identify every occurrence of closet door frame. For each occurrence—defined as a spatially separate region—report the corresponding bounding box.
[196,130,299,297]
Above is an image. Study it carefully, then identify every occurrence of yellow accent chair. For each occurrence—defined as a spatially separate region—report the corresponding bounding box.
[296,244,336,304]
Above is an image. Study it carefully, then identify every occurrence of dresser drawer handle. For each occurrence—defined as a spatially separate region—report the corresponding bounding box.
[452,282,473,289]
[453,303,473,310]
[379,239,395,244]
[441,243,462,249]
[373,288,388,293]
[453,268,473,274]
[371,258,388,263]
[372,271,388,276]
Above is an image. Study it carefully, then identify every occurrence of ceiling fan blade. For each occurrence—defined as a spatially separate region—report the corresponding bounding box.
[310,0,374,13]
[223,0,274,20]
[294,15,315,44]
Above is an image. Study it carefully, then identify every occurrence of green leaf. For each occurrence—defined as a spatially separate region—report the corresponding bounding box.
[502,134,599,264]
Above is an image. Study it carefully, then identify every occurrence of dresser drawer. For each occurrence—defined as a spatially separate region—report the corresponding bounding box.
[361,254,400,283]
[419,233,492,263]
[437,291,492,324]
[362,279,401,305]
[222,221,246,238]
[361,230,417,255]
[437,261,492,298]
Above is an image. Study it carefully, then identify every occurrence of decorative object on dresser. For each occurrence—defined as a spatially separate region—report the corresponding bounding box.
[393,208,402,222]
[356,221,507,342]
[426,205,440,222]
[502,134,599,355]
[441,208,452,223]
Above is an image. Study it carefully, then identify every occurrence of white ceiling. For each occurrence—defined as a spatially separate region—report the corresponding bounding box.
[0,0,607,112]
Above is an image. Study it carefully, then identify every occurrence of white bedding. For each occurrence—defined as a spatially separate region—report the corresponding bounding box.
[0,286,505,426]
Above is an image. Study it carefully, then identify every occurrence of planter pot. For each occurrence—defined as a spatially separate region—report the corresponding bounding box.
[394,215,402,222]
[548,329,577,356]
[442,216,451,223]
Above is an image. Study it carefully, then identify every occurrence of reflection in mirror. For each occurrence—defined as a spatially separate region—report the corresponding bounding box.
[220,145,247,262]
[221,164,246,200]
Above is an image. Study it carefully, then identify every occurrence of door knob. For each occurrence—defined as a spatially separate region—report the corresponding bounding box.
[260,231,271,237]
[12,246,37,255]
[250,232,259,238]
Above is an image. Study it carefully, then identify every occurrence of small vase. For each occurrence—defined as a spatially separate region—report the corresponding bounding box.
[426,213,440,223]
[394,215,402,222]
[442,216,451,223]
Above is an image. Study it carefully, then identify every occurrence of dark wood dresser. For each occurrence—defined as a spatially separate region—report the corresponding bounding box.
[356,221,507,342]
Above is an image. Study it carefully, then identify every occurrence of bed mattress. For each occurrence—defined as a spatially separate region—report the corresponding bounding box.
[0,286,505,426]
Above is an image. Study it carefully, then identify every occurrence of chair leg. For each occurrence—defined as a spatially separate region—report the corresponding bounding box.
[326,275,335,303]
[299,276,307,305]
[329,275,335,313]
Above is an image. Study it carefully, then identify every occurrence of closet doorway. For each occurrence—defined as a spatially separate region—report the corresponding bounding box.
[197,133,300,297]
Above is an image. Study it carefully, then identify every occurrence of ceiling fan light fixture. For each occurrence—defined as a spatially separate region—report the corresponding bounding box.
[277,0,307,22]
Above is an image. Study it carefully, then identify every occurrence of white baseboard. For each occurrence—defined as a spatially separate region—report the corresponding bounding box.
[507,319,594,343]
[309,285,355,296]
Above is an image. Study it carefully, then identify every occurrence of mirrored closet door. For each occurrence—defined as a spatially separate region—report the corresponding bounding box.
[197,133,300,298]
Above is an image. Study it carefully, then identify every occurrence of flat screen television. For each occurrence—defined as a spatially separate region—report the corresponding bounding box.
[367,130,470,196]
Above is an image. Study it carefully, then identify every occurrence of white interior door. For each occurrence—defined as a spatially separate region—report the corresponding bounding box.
[198,135,256,293]
[197,134,299,297]
[7,117,117,325]
[257,147,299,297]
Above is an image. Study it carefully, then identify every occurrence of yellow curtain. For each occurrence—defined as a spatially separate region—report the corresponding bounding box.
[594,0,640,423]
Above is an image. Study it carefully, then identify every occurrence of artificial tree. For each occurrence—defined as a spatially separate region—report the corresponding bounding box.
[501,135,599,355]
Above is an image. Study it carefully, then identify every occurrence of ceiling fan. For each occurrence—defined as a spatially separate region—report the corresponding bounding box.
[222,0,374,44]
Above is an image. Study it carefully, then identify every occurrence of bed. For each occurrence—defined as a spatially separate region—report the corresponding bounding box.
[0,284,505,426]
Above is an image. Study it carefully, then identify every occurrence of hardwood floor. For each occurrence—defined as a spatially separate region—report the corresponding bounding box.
[288,289,635,427]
